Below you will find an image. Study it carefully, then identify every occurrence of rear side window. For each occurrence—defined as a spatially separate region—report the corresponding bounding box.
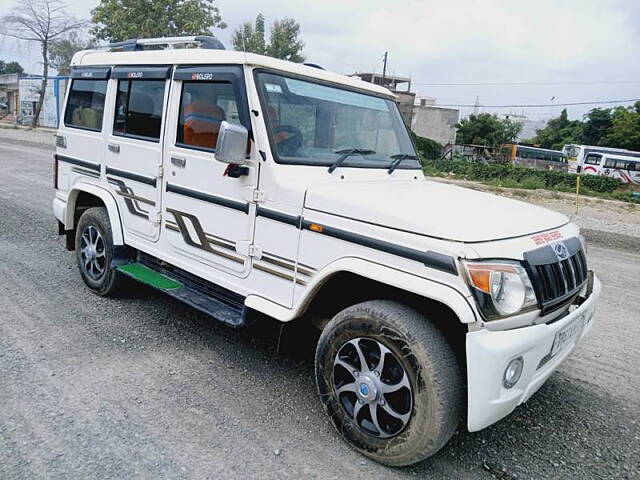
[114,79,166,141]
[177,81,241,151]
[64,80,108,131]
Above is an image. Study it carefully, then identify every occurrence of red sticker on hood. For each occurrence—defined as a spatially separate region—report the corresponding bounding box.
[531,230,563,246]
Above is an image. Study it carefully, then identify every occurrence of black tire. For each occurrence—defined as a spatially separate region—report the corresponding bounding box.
[75,207,123,296]
[315,300,462,467]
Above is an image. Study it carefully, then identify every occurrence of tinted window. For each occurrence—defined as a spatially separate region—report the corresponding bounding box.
[584,154,602,165]
[114,79,165,140]
[604,158,616,168]
[64,79,107,131]
[176,81,241,151]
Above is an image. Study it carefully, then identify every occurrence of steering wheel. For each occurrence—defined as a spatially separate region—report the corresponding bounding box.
[273,125,304,156]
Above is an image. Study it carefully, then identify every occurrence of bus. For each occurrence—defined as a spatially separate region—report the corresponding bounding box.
[563,144,640,174]
[582,152,640,184]
[504,144,567,170]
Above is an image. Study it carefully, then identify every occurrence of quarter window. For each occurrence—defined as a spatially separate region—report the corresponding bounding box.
[114,79,166,141]
[177,81,241,151]
[64,79,108,131]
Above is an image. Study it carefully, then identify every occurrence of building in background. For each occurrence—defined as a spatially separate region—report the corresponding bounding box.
[351,72,459,145]
[411,96,459,145]
[0,73,21,115]
[500,113,548,142]
[350,72,415,126]
[18,75,69,127]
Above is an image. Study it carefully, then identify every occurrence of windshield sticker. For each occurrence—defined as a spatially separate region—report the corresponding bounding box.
[531,230,563,246]
[284,78,388,111]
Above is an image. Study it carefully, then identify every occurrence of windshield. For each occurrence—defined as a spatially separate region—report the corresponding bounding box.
[563,145,580,158]
[256,71,419,169]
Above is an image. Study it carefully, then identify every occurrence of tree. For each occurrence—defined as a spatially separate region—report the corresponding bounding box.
[599,102,640,151]
[232,14,305,62]
[0,60,24,74]
[267,18,305,62]
[49,32,97,75]
[529,109,583,150]
[231,14,266,55]
[455,113,522,147]
[1,0,85,127]
[410,131,442,160]
[91,0,226,43]
[582,108,612,145]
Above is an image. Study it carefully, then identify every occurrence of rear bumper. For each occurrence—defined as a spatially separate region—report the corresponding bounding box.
[466,273,601,432]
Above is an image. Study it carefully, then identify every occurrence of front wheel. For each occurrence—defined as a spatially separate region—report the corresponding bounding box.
[315,300,462,466]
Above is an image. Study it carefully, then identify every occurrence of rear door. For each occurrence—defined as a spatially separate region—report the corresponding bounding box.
[162,65,257,277]
[104,65,172,242]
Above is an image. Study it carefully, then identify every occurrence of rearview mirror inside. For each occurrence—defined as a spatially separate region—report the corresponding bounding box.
[215,121,249,165]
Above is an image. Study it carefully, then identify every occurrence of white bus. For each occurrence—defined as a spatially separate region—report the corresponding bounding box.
[582,152,640,184]
[563,144,640,174]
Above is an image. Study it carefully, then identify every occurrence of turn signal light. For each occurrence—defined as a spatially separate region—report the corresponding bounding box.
[309,223,323,233]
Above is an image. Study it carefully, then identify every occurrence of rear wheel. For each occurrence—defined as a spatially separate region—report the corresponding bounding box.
[315,300,462,466]
[75,207,123,296]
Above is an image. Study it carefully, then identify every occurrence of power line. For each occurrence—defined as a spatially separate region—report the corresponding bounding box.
[436,98,640,108]
[413,80,640,86]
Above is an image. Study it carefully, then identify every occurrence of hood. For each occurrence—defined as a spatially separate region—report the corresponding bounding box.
[304,180,569,243]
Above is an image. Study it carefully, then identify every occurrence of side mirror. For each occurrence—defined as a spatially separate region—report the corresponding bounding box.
[215,121,249,165]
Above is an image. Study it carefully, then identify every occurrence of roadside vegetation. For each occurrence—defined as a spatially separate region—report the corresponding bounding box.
[422,158,640,204]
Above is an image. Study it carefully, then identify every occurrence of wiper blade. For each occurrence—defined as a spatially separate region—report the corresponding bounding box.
[387,153,419,174]
[327,148,376,173]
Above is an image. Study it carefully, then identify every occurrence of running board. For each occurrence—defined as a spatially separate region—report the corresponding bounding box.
[117,256,247,328]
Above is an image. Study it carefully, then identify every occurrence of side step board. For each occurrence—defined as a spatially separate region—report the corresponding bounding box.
[117,254,247,328]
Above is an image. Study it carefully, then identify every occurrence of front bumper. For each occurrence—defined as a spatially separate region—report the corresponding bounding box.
[466,273,601,432]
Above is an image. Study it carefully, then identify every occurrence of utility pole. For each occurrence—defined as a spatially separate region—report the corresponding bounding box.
[382,51,388,81]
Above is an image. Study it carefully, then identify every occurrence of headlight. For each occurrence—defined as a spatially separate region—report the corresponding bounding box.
[463,260,537,320]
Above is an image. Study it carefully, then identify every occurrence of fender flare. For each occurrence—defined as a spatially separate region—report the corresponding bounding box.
[66,182,125,245]
[245,257,478,324]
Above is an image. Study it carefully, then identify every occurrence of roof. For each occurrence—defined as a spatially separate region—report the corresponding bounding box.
[71,48,394,98]
[602,153,640,160]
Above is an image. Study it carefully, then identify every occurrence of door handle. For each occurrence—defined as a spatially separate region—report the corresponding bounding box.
[107,143,120,154]
[171,156,186,168]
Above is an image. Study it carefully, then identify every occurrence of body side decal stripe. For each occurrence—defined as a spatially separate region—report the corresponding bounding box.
[166,183,250,214]
[301,219,458,276]
[106,167,157,187]
[256,206,301,227]
[56,154,100,172]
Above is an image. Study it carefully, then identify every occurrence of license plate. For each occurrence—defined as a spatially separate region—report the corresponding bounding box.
[551,315,585,357]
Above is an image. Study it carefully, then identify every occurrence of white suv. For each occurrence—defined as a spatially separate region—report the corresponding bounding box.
[52,36,600,466]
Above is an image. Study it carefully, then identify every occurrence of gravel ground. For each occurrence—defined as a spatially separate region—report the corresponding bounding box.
[1,134,639,479]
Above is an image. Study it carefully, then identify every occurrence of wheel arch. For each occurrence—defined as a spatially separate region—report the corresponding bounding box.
[65,184,124,246]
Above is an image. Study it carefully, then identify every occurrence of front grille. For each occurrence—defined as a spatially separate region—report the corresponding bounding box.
[524,238,588,314]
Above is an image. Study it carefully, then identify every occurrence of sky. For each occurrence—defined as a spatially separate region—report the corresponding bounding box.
[1,0,639,121]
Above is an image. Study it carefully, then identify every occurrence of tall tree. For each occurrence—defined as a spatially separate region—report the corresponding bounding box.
[530,109,583,150]
[582,108,612,145]
[455,113,522,147]
[0,60,25,74]
[266,18,305,62]
[599,102,640,151]
[49,31,97,75]
[232,14,305,62]
[231,14,266,55]
[91,0,226,43]
[0,0,85,127]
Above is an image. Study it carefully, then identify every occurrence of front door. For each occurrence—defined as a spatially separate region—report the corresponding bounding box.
[104,66,171,242]
[162,65,257,277]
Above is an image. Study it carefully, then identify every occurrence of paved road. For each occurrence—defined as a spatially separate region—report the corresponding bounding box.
[1,138,638,479]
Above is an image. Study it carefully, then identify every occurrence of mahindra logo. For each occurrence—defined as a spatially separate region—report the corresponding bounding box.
[553,242,569,261]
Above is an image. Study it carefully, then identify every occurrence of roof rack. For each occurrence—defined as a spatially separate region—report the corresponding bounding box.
[105,36,225,52]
